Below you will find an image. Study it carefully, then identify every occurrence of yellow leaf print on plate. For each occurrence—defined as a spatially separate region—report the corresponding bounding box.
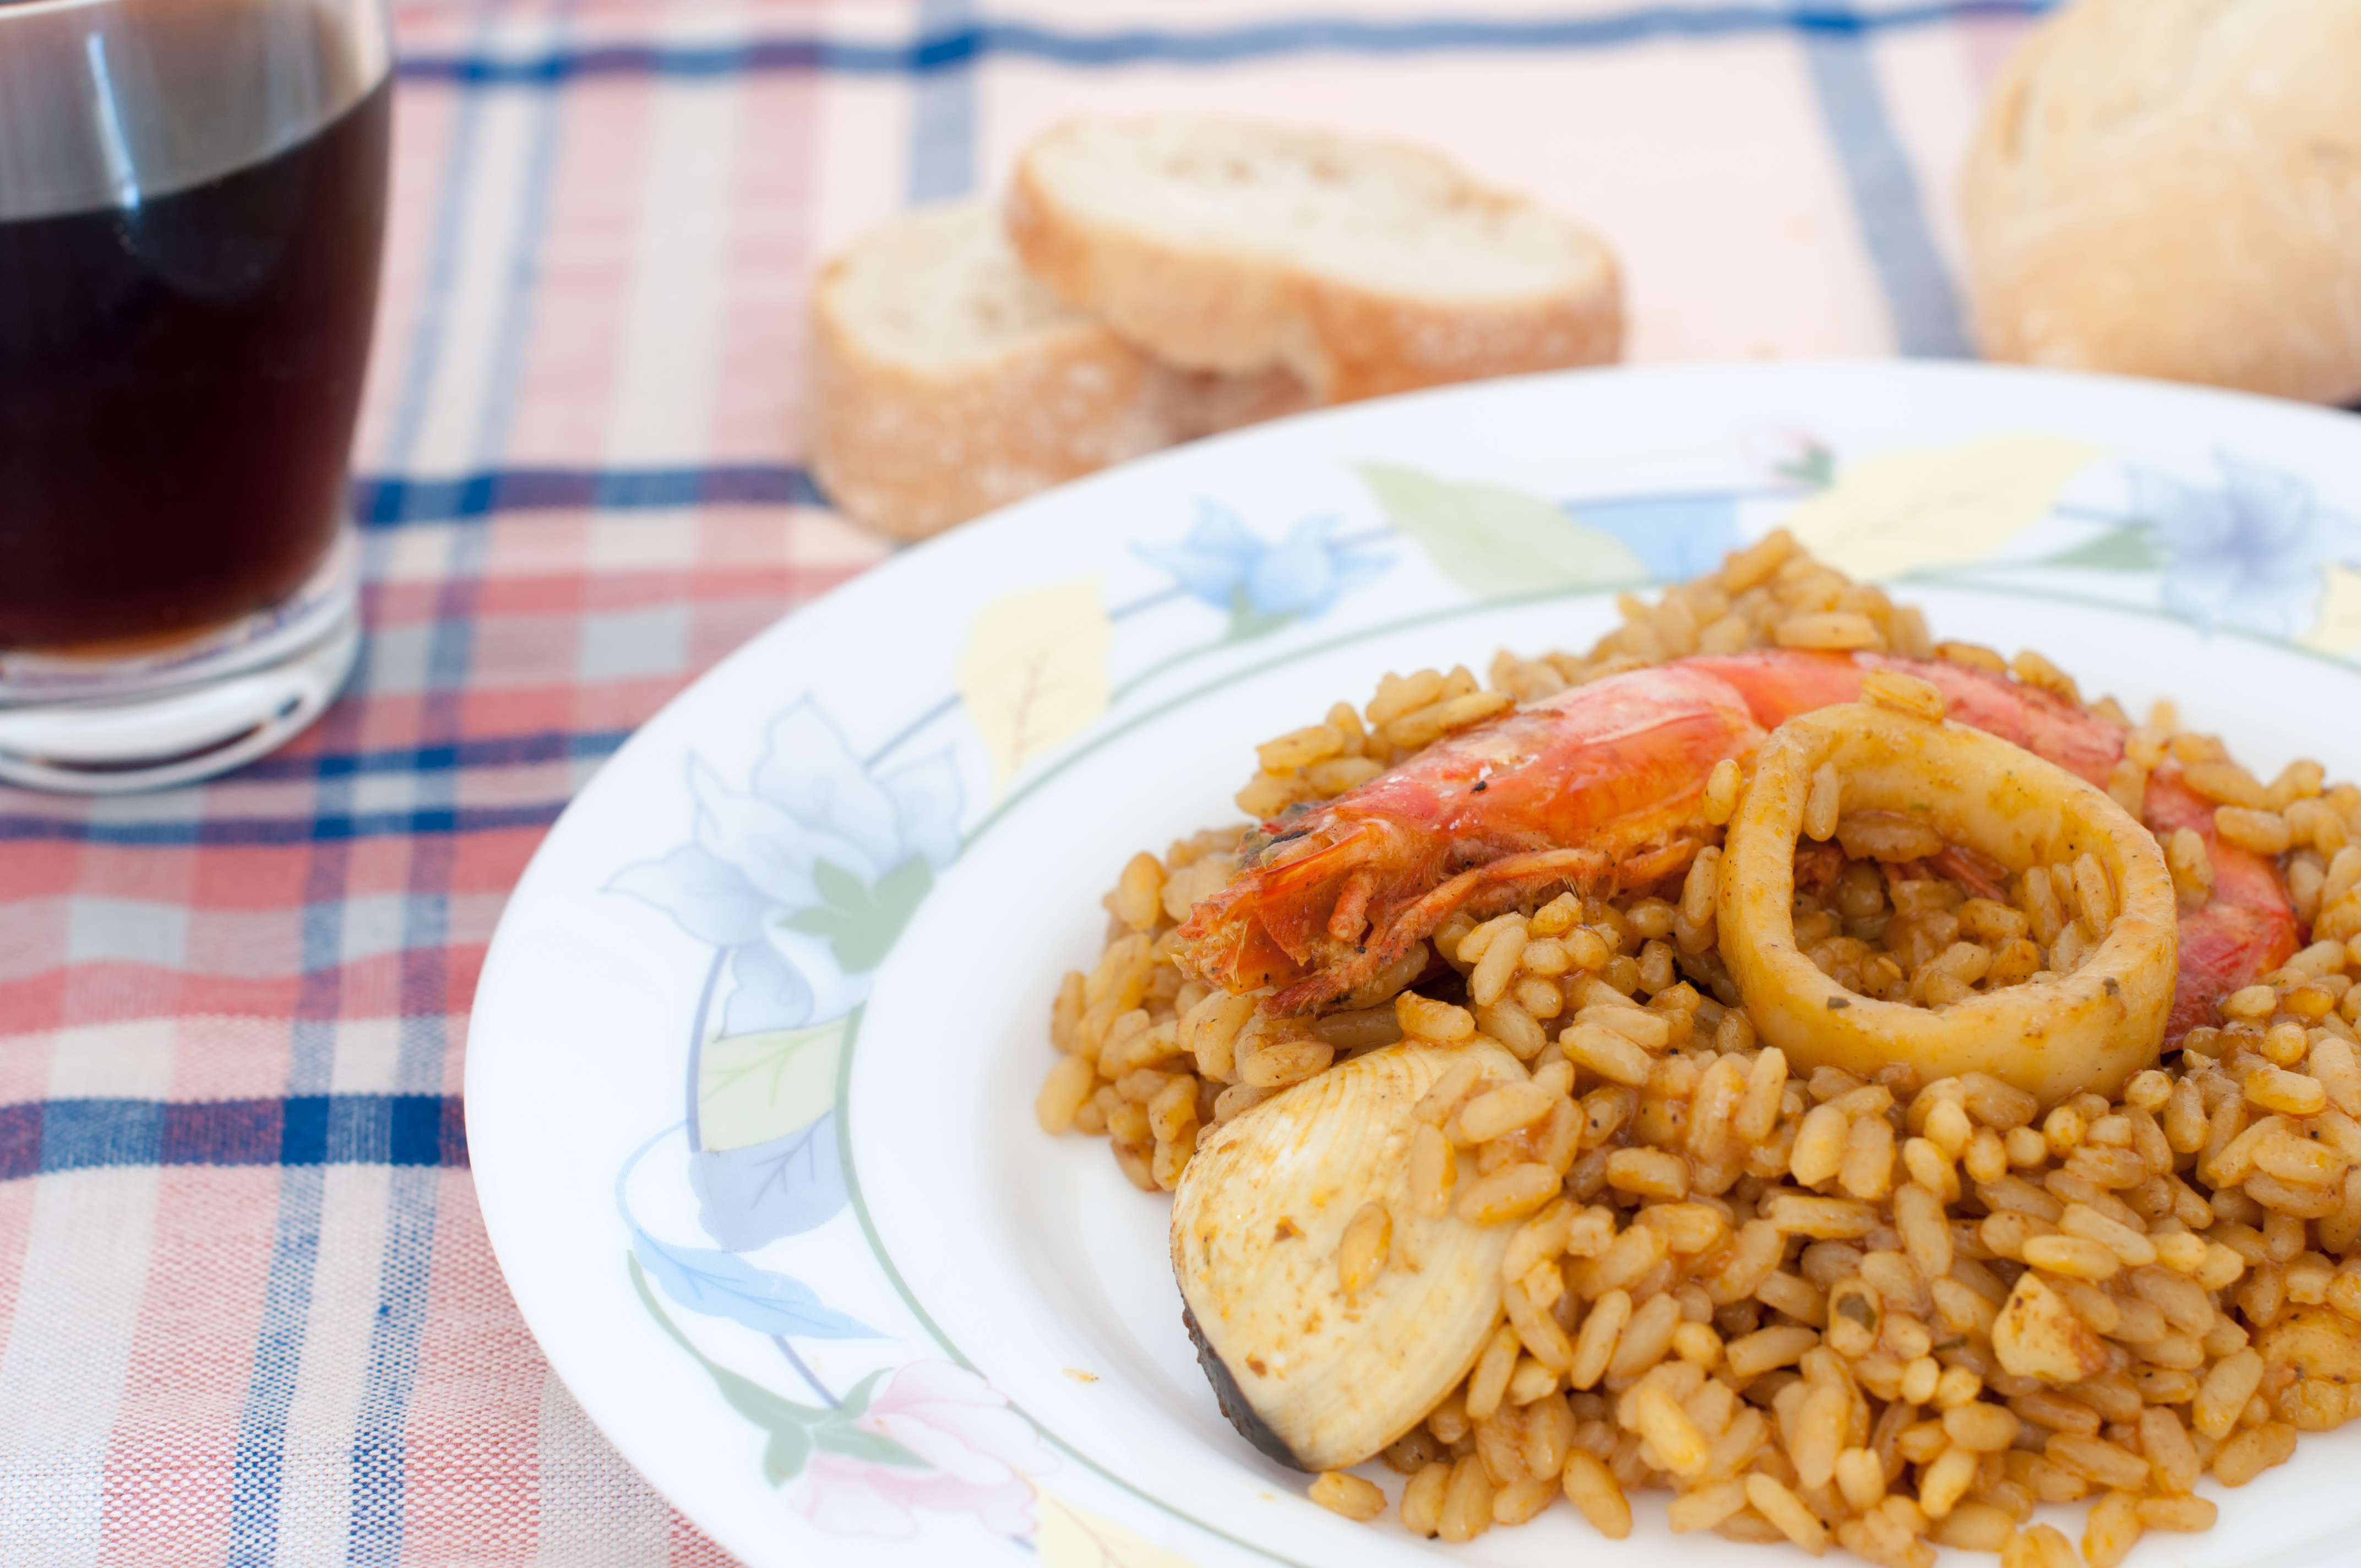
[2303,565,2361,655]
[1781,435,2103,580]
[696,1018,847,1152]
[958,578,1111,796]
[1036,1490,1201,1568]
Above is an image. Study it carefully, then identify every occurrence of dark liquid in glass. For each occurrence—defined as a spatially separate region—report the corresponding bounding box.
[0,76,390,650]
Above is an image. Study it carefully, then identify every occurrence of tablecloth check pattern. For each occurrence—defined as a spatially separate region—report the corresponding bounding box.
[0,1,2052,1561]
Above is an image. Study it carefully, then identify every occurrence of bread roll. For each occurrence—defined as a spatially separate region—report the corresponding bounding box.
[807,200,1307,540]
[1006,118,1623,404]
[1963,0,2361,404]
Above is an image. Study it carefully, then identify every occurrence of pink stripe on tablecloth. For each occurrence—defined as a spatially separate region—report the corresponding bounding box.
[0,974,71,1047]
[0,847,79,1019]
[704,68,823,462]
[355,79,466,472]
[66,845,197,907]
[94,1167,283,1566]
[505,79,658,468]
[390,1171,545,1566]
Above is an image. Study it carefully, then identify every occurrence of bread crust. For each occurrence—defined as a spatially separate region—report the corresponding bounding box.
[1299,274,1624,404]
[806,202,1310,540]
[1963,0,2361,405]
[1007,120,1623,404]
[807,274,1163,540]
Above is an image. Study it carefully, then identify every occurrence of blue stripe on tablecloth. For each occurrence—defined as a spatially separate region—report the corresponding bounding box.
[345,53,569,1558]
[373,42,497,497]
[226,832,357,1561]
[0,803,569,846]
[243,729,632,781]
[228,1162,325,1568]
[465,86,565,498]
[0,729,620,845]
[348,1167,438,1564]
[349,464,829,524]
[0,1097,468,1180]
[1797,9,1972,356]
[394,2,2053,82]
[909,0,977,201]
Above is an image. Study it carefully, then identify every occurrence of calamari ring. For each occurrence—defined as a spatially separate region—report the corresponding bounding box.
[1717,701,2176,1106]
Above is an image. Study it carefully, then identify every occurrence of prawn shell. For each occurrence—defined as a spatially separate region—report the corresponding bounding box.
[1718,703,2176,1107]
[1169,1040,1520,1472]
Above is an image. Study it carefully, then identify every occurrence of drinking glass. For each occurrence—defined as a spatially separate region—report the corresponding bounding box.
[0,0,392,791]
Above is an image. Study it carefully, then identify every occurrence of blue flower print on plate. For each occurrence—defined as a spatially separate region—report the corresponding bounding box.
[1566,493,1744,584]
[611,700,964,1250]
[2137,455,2361,638]
[1138,499,1390,639]
[612,699,962,1036]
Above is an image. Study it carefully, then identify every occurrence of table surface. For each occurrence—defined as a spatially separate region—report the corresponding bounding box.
[0,1,2043,1561]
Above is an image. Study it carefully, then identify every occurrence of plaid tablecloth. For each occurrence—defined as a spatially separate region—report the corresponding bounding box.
[0,1,2049,1561]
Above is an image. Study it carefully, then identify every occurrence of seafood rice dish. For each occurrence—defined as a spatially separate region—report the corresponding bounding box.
[1035,530,2361,1567]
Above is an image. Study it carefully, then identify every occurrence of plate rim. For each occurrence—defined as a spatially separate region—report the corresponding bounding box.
[466,357,2361,1567]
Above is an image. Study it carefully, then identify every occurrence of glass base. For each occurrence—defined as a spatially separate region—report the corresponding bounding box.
[0,529,361,793]
[0,524,358,707]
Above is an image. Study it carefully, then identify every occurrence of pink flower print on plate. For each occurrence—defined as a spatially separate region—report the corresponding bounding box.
[788,1359,1057,1541]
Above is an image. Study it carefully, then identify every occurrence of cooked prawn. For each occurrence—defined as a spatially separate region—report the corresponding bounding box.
[1172,649,2294,1036]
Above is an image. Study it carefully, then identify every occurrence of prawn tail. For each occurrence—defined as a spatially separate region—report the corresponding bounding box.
[1246,821,1400,965]
[1271,845,1615,1013]
[1176,821,1403,995]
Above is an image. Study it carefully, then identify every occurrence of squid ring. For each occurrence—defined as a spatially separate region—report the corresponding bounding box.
[1717,701,2176,1106]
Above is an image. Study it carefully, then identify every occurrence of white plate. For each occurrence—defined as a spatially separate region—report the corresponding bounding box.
[469,362,2361,1568]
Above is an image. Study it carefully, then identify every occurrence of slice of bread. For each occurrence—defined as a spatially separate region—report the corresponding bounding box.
[1005,118,1623,404]
[1963,0,2361,404]
[808,200,1308,540]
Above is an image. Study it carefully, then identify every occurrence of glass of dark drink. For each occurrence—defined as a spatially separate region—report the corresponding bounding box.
[0,0,391,791]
